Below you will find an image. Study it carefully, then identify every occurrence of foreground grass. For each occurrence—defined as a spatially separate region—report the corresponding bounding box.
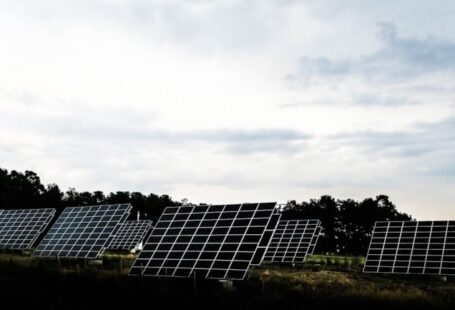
[0,253,454,309]
[252,266,455,308]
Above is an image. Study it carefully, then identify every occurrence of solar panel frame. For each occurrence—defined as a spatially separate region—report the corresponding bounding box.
[0,208,56,250]
[108,220,153,251]
[130,202,277,280]
[250,212,281,266]
[364,220,455,276]
[262,219,321,264]
[33,204,132,259]
[308,223,322,255]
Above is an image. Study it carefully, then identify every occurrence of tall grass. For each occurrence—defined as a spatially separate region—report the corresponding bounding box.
[0,253,454,309]
[306,254,365,271]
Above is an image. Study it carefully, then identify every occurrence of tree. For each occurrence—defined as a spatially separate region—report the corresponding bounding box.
[0,167,413,255]
[283,195,412,256]
[41,184,64,210]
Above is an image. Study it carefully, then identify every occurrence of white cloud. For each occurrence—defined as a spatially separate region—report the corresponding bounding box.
[0,1,455,219]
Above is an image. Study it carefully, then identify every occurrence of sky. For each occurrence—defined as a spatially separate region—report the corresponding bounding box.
[0,0,454,219]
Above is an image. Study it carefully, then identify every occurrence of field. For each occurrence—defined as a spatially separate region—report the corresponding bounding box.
[0,253,454,309]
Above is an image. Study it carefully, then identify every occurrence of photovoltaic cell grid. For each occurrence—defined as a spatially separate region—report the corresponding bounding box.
[308,224,322,255]
[130,202,277,280]
[263,219,321,263]
[34,204,132,259]
[0,208,56,250]
[250,212,281,265]
[108,220,153,251]
[364,221,455,276]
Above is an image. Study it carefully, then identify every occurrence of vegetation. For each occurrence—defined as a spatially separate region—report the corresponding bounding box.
[0,168,181,221]
[1,167,412,255]
[282,195,412,254]
[253,266,455,309]
[0,253,454,309]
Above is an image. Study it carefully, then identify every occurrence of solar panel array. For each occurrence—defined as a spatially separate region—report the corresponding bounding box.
[0,208,56,250]
[34,204,131,259]
[262,219,321,263]
[108,220,153,251]
[130,202,277,280]
[364,221,455,275]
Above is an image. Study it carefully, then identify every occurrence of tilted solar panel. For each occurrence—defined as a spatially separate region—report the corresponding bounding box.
[33,204,131,259]
[108,220,153,251]
[129,202,277,280]
[308,223,322,255]
[250,212,281,266]
[364,221,455,276]
[262,219,321,264]
[0,208,56,250]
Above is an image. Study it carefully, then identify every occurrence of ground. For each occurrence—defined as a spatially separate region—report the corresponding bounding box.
[0,253,454,309]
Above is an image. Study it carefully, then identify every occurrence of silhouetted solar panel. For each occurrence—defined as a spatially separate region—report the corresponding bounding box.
[308,223,322,255]
[130,202,277,280]
[108,220,153,251]
[262,219,321,263]
[364,221,455,276]
[0,208,56,250]
[33,204,131,259]
[251,212,281,265]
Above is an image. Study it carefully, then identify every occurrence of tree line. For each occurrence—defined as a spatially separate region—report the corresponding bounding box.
[0,168,412,255]
[0,168,180,221]
[282,196,412,255]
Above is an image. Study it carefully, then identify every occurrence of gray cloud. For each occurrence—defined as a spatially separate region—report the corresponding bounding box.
[298,23,455,78]
[332,130,432,157]
[332,116,455,155]
[298,57,350,76]
[1,103,310,156]
[353,94,418,106]
[285,22,455,108]
[330,116,455,177]
[188,129,311,154]
[370,23,455,75]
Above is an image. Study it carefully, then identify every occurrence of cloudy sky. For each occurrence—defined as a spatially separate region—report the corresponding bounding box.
[1,0,454,219]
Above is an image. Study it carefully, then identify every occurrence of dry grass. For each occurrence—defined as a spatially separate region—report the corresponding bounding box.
[253,265,455,307]
[1,253,454,308]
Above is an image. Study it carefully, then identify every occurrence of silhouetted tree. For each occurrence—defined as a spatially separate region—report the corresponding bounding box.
[41,184,64,210]
[283,195,412,255]
[0,168,181,222]
[0,167,413,255]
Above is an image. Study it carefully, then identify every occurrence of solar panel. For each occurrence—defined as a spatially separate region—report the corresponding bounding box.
[251,212,281,265]
[0,208,56,250]
[308,223,322,255]
[33,204,131,259]
[129,202,277,280]
[364,221,455,276]
[262,219,321,263]
[108,220,153,251]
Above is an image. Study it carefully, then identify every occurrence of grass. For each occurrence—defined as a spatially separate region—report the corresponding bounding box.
[305,254,365,270]
[253,265,455,308]
[0,253,454,309]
